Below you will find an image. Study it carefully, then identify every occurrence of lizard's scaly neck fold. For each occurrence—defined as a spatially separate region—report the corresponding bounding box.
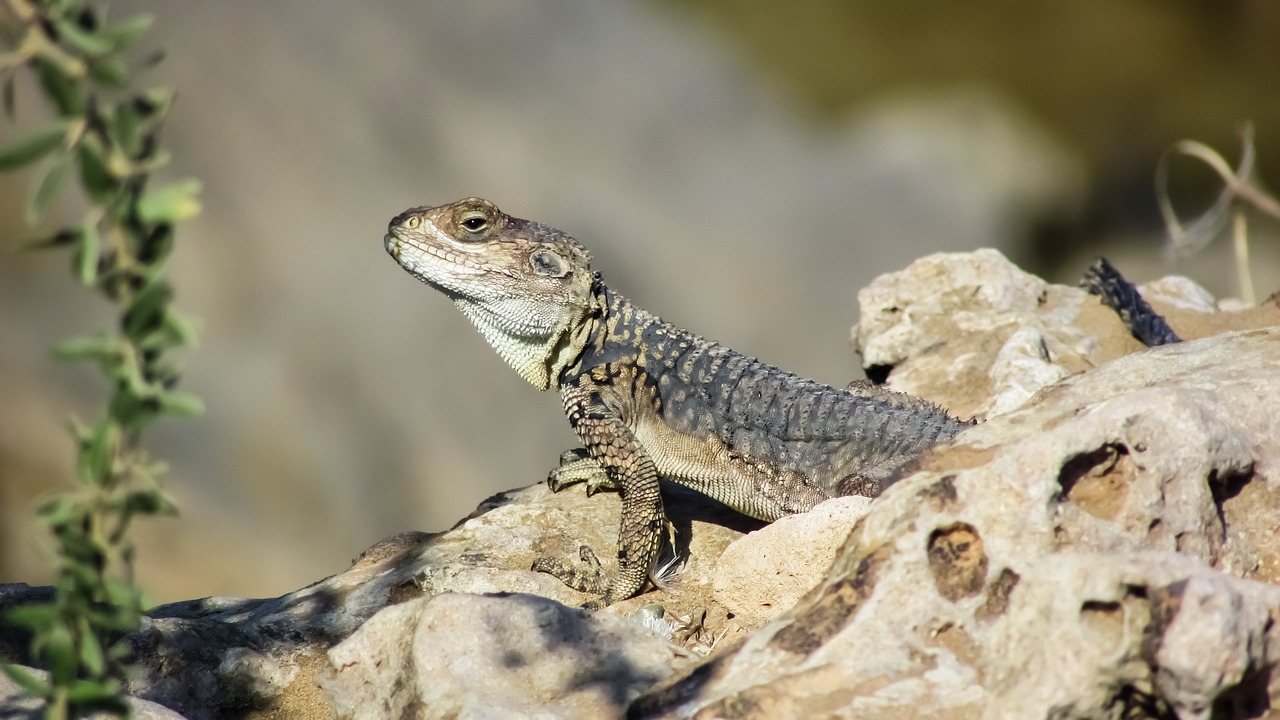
[455,274,604,391]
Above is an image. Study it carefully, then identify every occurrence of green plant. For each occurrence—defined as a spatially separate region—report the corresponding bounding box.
[0,0,200,716]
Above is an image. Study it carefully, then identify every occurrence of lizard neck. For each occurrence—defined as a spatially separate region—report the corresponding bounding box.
[454,272,605,391]
[558,285,661,384]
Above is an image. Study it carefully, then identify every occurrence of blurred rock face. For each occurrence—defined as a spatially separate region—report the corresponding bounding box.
[1,0,1085,599]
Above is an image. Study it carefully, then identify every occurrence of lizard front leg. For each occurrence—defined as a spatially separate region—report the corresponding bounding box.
[533,383,665,608]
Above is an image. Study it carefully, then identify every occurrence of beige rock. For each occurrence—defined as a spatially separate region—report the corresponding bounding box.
[6,252,1279,719]
[854,248,1280,422]
[1,482,749,719]
[855,248,1143,420]
[713,496,872,626]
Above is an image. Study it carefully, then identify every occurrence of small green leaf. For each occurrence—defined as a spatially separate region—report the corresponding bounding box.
[87,57,128,88]
[54,19,115,56]
[0,123,68,170]
[107,387,147,428]
[108,102,141,157]
[0,663,51,697]
[66,678,121,705]
[82,420,119,485]
[157,391,204,417]
[64,554,103,589]
[164,310,198,347]
[137,179,201,223]
[99,13,154,50]
[134,147,172,173]
[35,58,85,116]
[77,221,101,285]
[136,222,174,264]
[77,142,116,201]
[36,495,82,527]
[123,276,171,338]
[26,154,72,224]
[135,87,173,119]
[139,308,198,351]
[44,623,76,683]
[5,602,60,630]
[102,579,138,610]
[78,632,105,677]
[54,334,119,363]
[121,489,177,518]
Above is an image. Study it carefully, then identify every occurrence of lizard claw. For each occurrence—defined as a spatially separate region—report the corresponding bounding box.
[546,448,621,495]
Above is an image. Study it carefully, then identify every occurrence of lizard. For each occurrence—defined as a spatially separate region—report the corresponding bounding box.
[384,197,970,608]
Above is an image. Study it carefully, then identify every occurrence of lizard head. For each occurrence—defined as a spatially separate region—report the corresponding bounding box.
[385,197,598,390]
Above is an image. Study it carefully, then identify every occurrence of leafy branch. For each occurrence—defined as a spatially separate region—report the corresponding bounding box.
[1,0,201,716]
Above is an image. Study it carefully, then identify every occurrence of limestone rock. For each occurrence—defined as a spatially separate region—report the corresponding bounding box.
[1,482,751,719]
[633,327,1280,719]
[323,592,686,720]
[713,496,872,627]
[5,253,1279,719]
[855,248,1280,420]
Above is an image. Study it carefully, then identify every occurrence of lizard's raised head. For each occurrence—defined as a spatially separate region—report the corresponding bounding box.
[385,197,598,390]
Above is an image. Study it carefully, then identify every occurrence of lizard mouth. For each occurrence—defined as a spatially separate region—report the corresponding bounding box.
[385,228,489,304]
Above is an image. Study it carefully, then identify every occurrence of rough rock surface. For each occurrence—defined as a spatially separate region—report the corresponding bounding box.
[3,252,1278,719]
[1,482,756,719]
[714,496,872,627]
[856,248,1280,420]
[323,592,685,720]
[633,326,1280,719]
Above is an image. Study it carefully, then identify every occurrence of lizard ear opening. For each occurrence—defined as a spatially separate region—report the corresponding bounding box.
[530,249,570,278]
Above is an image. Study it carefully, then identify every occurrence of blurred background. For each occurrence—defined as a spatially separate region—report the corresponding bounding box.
[2,0,1278,602]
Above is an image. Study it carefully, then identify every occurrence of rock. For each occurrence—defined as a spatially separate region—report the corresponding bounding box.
[632,326,1280,718]
[5,252,1278,719]
[323,592,687,720]
[0,667,188,720]
[1,482,751,719]
[854,248,1280,420]
[713,496,872,627]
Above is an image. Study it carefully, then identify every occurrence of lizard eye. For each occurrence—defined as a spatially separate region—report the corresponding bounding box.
[529,249,569,278]
[460,213,489,233]
[404,216,420,229]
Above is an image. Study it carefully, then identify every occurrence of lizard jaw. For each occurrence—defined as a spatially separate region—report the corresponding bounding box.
[385,229,491,301]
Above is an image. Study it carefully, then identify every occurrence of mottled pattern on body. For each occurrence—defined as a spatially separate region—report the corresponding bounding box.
[385,198,969,606]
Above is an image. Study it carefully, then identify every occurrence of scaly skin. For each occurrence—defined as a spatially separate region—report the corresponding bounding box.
[385,198,969,607]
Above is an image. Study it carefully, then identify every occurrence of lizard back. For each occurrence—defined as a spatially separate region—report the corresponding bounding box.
[565,287,966,520]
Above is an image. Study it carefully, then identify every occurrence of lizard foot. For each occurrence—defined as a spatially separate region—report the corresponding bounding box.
[532,545,614,607]
[546,448,621,496]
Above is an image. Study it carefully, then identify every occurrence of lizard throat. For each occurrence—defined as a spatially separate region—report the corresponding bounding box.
[454,297,592,390]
